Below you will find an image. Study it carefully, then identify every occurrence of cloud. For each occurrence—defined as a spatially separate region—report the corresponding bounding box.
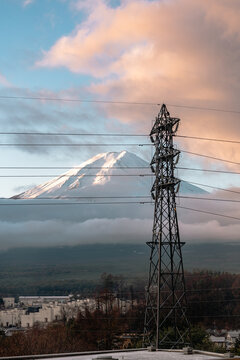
[35,0,240,168]
[72,0,106,13]
[179,220,240,243]
[13,184,38,193]
[0,73,12,87]
[23,0,34,7]
[0,218,151,250]
[0,214,239,251]
[0,86,116,158]
[0,185,239,250]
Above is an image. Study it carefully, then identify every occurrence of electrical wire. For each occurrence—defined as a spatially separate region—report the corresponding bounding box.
[183,180,240,195]
[0,201,152,205]
[180,150,240,165]
[0,95,159,106]
[177,206,240,221]
[1,95,240,114]
[0,143,152,147]
[1,202,240,222]
[0,174,153,177]
[178,196,240,203]
[187,287,240,293]
[0,166,240,175]
[189,314,240,318]
[24,287,240,296]
[167,102,240,115]
[0,131,239,145]
[0,165,150,170]
[175,134,240,144]
[177,167,240,175]
[0,131,148,137]
[13,196,151,200]
[10,195,240,204]
[0,141,239,166]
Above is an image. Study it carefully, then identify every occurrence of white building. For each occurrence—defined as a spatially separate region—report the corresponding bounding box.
[226,330,240,345]
[0,296,137,329]
[3,297,15,308]
[209,335,227,348]
[20,305,61,328]
[0,308,26,327]
[19,296,70,306]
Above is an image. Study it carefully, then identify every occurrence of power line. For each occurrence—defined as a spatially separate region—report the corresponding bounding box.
[184,180,240,195]
[177,167,240,175]
[0,166,240,175]
[0,131,148,137]
[93,286,240,293]
[1,202,240,221]
[0,142,148,146]
[189,314,240,318]
[187,287,240,292]
[48,314,240,320]
[0,201,152,205]
[0,131,239,145]
[0,174,239,182]
[178,196,240,203]
[0,95,158,106]
[11,195,240,204]
[180,150,240,165]
[20,287,239,296]
[0,166,150,170]
[175,134,240,144]
[1,95,240,114]
[15,196,151,200]
[189,299,240,304]
[0,141,239,166]
[177,205,240,221]
[167,102,240,115]
[0,174,153,177]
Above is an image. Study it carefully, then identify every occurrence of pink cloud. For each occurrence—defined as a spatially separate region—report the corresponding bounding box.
[23,0,34,7]
[0,73,12,87]
[36,0,240,167]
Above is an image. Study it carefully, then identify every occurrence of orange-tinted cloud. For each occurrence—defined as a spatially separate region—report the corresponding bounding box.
[36,0,240,167]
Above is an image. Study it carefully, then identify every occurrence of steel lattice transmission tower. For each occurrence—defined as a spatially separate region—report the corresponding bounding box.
[144,104,190,349]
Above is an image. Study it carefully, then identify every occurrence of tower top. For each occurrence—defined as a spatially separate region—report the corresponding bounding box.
[150,103,180,136]
[159,103,170,117]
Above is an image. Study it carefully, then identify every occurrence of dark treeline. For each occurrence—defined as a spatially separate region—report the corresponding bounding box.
[0,271,240,356]
[186,270,240,329]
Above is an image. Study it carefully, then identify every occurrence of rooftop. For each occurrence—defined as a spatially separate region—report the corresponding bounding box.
[41,350,227,360]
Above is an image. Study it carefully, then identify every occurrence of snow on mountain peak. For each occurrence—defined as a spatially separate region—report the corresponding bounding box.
[13,151,144,199]
[12,151,207,199]
[93,151,127,185]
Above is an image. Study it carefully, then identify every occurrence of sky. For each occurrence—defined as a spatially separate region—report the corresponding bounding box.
[0,0,239,250]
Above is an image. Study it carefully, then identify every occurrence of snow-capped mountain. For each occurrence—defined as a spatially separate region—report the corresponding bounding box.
[13,151,206,199]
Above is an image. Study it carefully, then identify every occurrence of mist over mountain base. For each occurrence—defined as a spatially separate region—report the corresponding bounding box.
[0,242,239,296]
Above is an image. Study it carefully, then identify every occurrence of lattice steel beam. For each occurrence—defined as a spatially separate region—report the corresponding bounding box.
[143,104,190,349]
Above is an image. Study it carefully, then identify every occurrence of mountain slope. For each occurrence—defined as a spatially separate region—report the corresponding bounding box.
[13,151,207,199]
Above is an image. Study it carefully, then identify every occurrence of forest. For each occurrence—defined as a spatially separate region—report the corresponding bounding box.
[0,271,240,357]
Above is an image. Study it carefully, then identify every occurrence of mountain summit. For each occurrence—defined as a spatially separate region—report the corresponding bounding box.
[13,151,206,199]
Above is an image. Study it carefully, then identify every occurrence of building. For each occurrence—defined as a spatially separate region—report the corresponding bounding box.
[0,296,140,329]
[0,308,26,327]
[20,304,62,328]
[41,349,225,360]
[2,297,15,308]
[226,330,240,345]
[19,296,70,306]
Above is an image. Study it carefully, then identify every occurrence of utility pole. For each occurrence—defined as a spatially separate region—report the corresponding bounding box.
[144,104,190,349]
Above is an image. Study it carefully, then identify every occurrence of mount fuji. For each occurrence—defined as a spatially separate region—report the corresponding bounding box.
[13,150,206,200]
